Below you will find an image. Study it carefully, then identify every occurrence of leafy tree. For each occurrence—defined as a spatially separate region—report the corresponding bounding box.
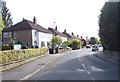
[72,39,81,50]
[1,1,13,28]
[62,40,72,48]
[89,37,97,45]
[51,35,62,48]
[0,16,4,40]
[8,38,15,50]
[99,2,119,51]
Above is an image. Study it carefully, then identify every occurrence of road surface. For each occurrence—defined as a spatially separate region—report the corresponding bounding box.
[31,48,118,80]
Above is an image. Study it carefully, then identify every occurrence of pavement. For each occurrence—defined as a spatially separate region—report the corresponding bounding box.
[2,50,74,81]
[93,50,120,65]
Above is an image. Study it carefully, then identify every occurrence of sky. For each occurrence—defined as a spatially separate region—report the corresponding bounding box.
[4,0,108,39]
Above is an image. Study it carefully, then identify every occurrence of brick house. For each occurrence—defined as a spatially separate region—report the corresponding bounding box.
[2,17,52,48]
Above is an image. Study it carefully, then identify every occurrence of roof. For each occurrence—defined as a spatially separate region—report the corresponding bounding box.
[48,27,66,37]
[2,19,52,34]
[62,32,73,38]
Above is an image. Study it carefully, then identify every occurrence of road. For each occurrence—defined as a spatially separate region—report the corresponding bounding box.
[31,48,118,80]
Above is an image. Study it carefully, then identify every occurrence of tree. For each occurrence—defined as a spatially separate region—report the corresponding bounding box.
[98,1,119,51]
[72,38,81,50]
[51,35,62,48]
[89,37,98,45]
[1,1,13,28]
[0,16,4,40]
[62,40,72,48]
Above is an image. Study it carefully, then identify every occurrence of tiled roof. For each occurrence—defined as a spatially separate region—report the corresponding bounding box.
[48,28,66,37]
[2,19,52,34]
[62,32,73,38]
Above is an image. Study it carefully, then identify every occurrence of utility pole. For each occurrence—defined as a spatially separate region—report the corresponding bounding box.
[53,21,56,54]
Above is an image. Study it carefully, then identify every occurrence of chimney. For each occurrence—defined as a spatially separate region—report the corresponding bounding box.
[33,16,37,24]
[71,32,74,35]
[23,17,25,20]
[77,35,79,37]
[64,29,66,33]
[55,25,57,31]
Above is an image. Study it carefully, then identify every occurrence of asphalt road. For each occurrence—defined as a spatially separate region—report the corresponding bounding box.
[31,48,118,80]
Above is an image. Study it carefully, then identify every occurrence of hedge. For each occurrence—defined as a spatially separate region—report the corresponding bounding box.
[0,48,48,65]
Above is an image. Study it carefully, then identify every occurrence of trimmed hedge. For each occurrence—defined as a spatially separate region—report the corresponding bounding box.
[0,48,48,65]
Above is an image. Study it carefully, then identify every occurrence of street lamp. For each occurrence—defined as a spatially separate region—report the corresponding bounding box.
[53,21,56,54]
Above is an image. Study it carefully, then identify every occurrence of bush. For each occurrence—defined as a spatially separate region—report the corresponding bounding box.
[2,44,10,50]
[72,39,81,50]
[0,48,48,64]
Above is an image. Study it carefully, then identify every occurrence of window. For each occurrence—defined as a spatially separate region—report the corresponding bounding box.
[8,32,12,37]
[47,42,50,47]
[34,41,37,46]
[35,31,37,36]
[41,41,45,47]
[3,32,8,38]
[40,33,45,38]
[13,32,16,39]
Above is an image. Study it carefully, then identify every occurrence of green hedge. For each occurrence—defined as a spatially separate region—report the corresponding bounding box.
[0,48,48,65]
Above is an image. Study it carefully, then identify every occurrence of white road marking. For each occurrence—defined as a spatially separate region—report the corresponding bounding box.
[78,55,81,62]
[78,55,95,80]
[82,63,87,70]
[91,77,95,80]
[87,71,90,74]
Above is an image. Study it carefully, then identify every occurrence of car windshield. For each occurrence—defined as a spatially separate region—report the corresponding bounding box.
[93,46,98,48]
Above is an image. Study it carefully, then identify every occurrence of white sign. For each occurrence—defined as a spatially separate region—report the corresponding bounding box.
[14,45,21,50]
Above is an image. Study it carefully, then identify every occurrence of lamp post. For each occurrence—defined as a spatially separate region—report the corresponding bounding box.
[53,21,56,54]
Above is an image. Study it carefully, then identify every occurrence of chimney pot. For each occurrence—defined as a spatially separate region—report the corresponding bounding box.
[71,32,74,35]
[64,29,66,33]
[55,25,57,31]
[77,35,79,37]
[33,16,37,24]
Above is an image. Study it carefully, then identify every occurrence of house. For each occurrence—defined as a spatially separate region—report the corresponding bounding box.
[62,29,74,40]
[48,26,67,42]
[2,17,52,48]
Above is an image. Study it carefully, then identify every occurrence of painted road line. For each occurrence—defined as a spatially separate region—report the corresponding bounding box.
[82,63,87,70]
[78,55,81,62]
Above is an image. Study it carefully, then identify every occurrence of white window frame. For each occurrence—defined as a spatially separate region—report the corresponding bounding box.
[8,32,12,37]
[3,32,8,38]
[13,32,16,39]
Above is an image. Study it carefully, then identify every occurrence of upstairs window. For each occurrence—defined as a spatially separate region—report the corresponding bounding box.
[8,32,12,37]
[35,31,37,36]
[13,32,16,39]
[3,32,8,38]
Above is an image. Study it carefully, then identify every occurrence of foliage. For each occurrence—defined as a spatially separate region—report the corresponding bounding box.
[1,1,13,28]
[2,44,10,50]
[62,40,72,48]
[98,2,119,51]
[0,48,48,64]
[72,39,81,50]
[89,37,98,45]
[51,35,62,47]
[0,16,4,40]
[8,38,16,50]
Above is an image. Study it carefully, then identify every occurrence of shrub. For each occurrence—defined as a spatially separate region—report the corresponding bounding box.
[0,48,48,65]
[2,44,10,50]
[72,39,81,50]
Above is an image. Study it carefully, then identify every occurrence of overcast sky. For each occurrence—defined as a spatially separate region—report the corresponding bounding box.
[4,0,108,39]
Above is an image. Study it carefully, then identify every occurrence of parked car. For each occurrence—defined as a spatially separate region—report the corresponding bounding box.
[59,45,64,49]
[92,45,99,51]
[86,45,91,48]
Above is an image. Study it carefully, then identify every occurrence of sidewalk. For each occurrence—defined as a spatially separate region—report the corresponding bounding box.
[94,51,120,65]
[2,50,72,81]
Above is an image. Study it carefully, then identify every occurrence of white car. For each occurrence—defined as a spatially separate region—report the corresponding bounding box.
[92,45,99,51]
